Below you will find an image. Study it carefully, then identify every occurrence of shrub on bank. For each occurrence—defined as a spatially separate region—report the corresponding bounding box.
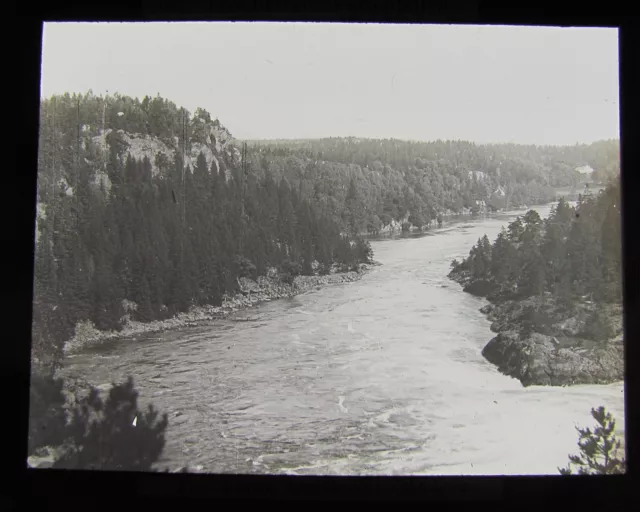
[235,256,258,280]
[279,259,303,285]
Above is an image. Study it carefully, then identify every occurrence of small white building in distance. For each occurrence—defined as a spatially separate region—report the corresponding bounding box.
[575,165,596,188]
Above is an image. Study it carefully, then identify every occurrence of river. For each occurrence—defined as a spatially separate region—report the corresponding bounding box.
[59,203,625,475]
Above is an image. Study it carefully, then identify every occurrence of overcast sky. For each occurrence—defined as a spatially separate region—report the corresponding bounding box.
[41,22,619,146]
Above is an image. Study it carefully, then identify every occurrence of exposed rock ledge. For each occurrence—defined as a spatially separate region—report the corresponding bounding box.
[449,270,624,387]
[481,329,624,387]
[62,265,370,355]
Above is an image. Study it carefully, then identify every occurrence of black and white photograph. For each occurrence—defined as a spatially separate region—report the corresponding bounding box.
[28,22,624,476]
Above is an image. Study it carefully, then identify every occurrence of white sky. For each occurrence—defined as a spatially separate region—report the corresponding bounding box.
[40,22,619,146]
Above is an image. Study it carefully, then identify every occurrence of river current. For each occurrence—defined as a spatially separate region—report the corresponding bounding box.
[60,203,625,475]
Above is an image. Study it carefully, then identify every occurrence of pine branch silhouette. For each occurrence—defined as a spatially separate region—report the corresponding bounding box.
[559,406,625,475]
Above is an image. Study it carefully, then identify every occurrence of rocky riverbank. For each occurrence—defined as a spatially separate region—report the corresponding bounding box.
[449,269,624,387]
[62,265,371,355]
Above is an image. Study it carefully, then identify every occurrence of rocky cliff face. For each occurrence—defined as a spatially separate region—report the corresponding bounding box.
[449,270,624,387]
[87,117,239,192]
[35,115,240,245]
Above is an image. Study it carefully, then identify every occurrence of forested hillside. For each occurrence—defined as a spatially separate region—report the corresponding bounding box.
[32,91,620,369]
[245,137,619,234]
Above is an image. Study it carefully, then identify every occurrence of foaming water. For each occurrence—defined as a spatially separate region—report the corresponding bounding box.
[60,204,625,475]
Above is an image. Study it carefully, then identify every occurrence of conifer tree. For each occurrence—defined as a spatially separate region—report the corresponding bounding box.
[490,228,512,285]
[520,219,546,297]
[559,406,625,475]
[599,185,622,302]
[507,217,524,243]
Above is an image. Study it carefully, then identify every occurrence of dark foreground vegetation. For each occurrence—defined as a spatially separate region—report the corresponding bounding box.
[28,375,169,471]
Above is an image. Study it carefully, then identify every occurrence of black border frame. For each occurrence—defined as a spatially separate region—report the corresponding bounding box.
[12,1,637,506]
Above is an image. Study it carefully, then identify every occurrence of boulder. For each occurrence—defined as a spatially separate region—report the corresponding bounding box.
[27,445,63,469]
[482,330,624,387]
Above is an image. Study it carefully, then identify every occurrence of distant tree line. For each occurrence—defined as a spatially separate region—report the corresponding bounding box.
[247,137,619,234]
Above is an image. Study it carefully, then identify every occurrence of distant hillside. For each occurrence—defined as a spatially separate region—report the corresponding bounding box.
[241,136,619,234]
[37,91,619,238]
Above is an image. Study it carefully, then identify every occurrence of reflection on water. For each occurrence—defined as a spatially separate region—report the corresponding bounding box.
[60,203,625,475]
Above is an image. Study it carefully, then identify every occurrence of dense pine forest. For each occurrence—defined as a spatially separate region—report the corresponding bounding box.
[32,91,620,370]
[33,92,372,369]
[450,180,622,305]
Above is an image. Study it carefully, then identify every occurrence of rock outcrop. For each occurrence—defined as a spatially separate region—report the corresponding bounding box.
[482,329,624,387]
[449,269,624,387]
